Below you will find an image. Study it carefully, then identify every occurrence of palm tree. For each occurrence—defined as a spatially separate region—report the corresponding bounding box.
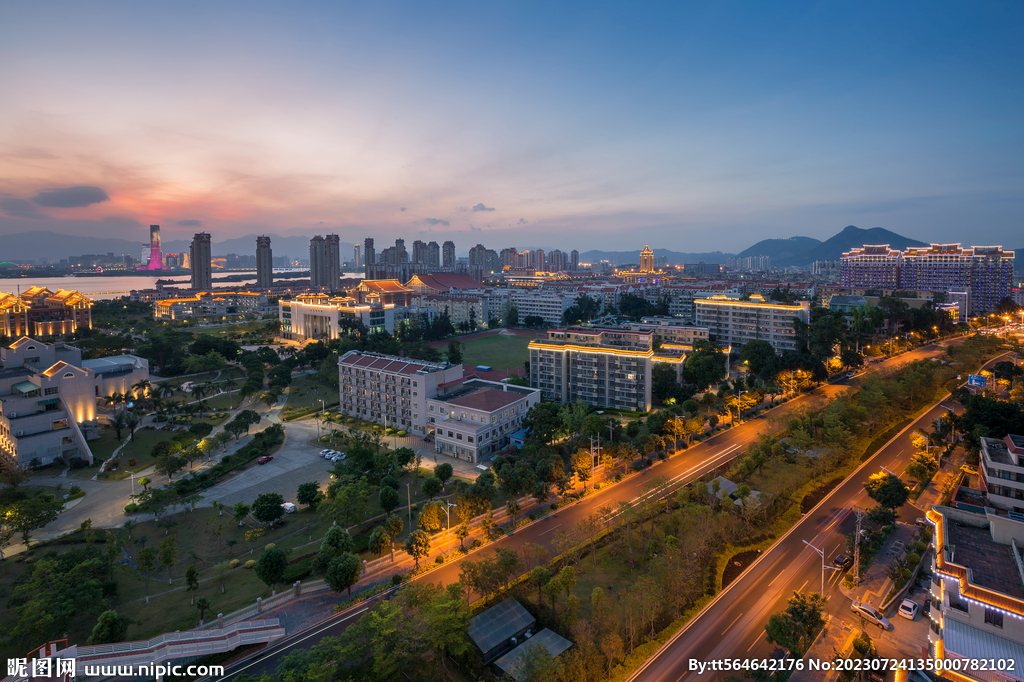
[126,411,141,441]
[112,410,128,442]
[156,382,176,400]
[132,378,153,400]
[149,395,165,419]
[104,391,125,411]
[222,375,239,408]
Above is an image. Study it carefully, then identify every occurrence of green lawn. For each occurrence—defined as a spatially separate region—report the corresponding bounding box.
[458,334,532,371]
[75,427,186,480]
[284,374,333,410]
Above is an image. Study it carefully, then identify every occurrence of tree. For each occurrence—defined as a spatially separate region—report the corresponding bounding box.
[196,596,212,625]
[8,496,63,548]
[232,501,251,527]
[255,547,288,592]
[455,523,470,550]
[0,458,29,489]
[405,530,431,568]
[138,476,151,492]
[863,472,909,512]
[434,463,454,489]
[154,454,185,481]
[252,492,286,526]
[158,535,178,584]
[111,410,128,442]
[369,526,392,557]
[905,452,938,484]
[379,486,400,515]
[422,476,443,500]
[765,591,828,656]
[88,610,131,645]
[386,513,404,538]
[571,450,592,490]
[446,340,463,364]
[326,553,363,599]
[531,566,551,604]
[185,563,200,604]
[419,501,445,532]
[297,482,323,509]
[137,546,156,603]
[740,340,776,375]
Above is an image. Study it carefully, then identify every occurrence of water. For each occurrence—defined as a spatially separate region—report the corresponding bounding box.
[0,269,359,301]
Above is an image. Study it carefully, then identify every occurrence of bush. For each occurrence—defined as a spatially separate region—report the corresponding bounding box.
[435,555,444,564]
[397,430,406,437]
[124,503,139,514]
[244,560,256,569]
[391,574,404,585]
[229,559,240,569]
[471,539,482,549]
[907,552,921,566]
[282,558,313,583]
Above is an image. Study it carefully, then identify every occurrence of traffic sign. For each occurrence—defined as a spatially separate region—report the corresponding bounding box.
[968,374,988,388]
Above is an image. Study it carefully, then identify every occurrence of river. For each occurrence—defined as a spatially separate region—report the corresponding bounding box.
[0,269,360,301]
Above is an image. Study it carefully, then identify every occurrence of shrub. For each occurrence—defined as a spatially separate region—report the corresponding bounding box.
[391,573,404,585]
[229,559,240,569]
[907,552,921,566]
[282,558,313,583]
[397,430,406,437]
[550,503,559,510]
[124,503,139,514]
[435,555,444,564]
[528,513,537,521]
[471,539,482,549]
[244,560,256,569]
[265,543,276,550]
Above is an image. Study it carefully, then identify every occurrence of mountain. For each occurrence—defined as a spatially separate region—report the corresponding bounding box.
[736,236,821,262]
[783,225,927,266]
[577,249,733,265]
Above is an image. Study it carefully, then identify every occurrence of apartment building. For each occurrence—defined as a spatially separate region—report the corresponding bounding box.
[154,291,269,321]
[694,294,809,353]
[189,232,213,291]
[510,290,581,326]
[337,350,463,435]
[629,317,710,346]
[309,235,341,291]
[0,287,93,337]
[280,294,396,340]
[662,283,742,321]
[529,328,653,411]
[840,245,903,289]
[927,506,1024,679]
[426,379,541,462]
[980,435,1024,512]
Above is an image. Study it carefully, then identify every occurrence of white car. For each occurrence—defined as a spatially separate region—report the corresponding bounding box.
[898,599,919,621]
[851,601,891,629]
[322,450,337,458]
[319,449,332,456]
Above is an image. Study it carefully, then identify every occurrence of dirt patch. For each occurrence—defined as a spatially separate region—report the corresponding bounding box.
[723,549,762,588]
[801,476,843,514]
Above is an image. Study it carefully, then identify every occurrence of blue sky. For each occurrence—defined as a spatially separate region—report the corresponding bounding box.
[0,1,1021,253]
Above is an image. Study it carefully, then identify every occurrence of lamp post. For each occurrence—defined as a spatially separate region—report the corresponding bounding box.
[441,501,457,557]
[803,539,841,594]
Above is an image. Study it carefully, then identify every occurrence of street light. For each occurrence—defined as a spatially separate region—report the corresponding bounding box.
[440,501,457,557]
[803,539,841,594]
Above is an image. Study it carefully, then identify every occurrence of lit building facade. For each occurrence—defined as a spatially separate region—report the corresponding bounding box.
[154,291,270,321]
[279,293,396,340]
[694,294,810,353]
[426,379,541,462]
[0,287,93,337]
[337,350,463,435]
[840,245,902,289]
[640,246,654,273]
[529,328,653,411]
[980,435,1024,512]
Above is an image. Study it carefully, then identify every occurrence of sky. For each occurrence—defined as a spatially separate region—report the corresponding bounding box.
[1,1,1023,254]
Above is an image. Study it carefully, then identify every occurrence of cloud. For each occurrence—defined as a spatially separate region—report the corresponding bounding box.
[424,218,450,226]
[32,186,109,208]
[177,218,203,227]
[400,207,406,211]
[518,218,527,224]
[0,198,47,219]
[472,203,495,212]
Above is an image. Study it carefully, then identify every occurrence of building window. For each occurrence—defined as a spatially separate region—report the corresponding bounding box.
[44,387,59,395]
[985,608,1003,628]
[468,436,474,443]
[447,431,453,437]
[413,381,418,387]
[63,372,75,378]
[457,433,462,440]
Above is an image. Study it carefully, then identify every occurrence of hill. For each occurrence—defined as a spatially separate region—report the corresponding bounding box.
[736,236,821,261]
[784,225,927,266]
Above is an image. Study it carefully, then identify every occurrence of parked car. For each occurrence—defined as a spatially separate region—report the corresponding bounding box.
[319,449,332,456]
[833,554,853,570]
[961,465,979,476]
[257,455,273,465]
[846,372,856,378]
[898,598,920,620]
[851,601,890,629]
[281,502,296,514]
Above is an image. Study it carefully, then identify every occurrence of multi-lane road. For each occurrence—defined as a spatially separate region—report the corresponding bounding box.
[630,349,1010,682]
[215,342,962,681]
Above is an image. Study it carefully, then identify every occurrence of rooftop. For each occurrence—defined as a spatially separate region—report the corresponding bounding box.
[406,273,483,291]
[946,520,1024,599]
[982,436,1014,466]
[494,629,573,681]
[441,387,526,413]
[81,356,145,374]
[468,598,536,655]
[338,350,450,375]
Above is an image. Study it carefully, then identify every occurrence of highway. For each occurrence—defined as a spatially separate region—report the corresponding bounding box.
[629,349,1009,682]
[214,342,957,681]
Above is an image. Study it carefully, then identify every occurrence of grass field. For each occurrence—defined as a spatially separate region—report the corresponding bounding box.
[458,334,532,371]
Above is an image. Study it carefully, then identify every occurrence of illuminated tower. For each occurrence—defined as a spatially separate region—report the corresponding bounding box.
[138,225,164,270]
[640,246,654,273]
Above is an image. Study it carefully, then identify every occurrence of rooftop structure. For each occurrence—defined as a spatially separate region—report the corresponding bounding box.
[494,629,573,680]
[426,379,540,462]
[0,287,93,337]
[468,598,537,664]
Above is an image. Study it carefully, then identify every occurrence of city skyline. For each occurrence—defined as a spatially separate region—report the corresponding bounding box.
[1,2,1023,252]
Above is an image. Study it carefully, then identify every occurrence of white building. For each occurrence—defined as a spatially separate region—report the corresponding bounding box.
[694,294,810,353]
[630,317,710,346]
[426,379,541,462]
[509,290,581,326]
[337,350,463,435]
[154,291,270,321]
[980,435,1024,512]
[280,293,397,340]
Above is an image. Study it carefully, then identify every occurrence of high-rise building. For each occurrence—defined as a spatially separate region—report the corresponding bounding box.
[412,240,428,264]
[571,249,579,271]
[353,244,361,269]
[395,238,408,263]
[190,232,213,290]
[840,245,902,289]
[484,249,500,274]
[694,294,810,353]
[534,248,546,270]
[256,236,273,288]
[500,247,518,269]
[139,225,163,271]
[443,241,456,268]
[427,241,440,267]
[309,234,341,290]
[364,238,375,269]
[468,244,487,268]
[970,246,1015,314]
[640,246,654,273]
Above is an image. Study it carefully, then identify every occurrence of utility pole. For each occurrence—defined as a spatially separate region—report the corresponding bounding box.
[853,507,864,585]
[406,482,412,525]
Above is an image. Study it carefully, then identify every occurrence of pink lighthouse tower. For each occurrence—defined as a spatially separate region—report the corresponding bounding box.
[140,224,163,270]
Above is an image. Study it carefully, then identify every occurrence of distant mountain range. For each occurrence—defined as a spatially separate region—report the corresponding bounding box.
[739,226,928,267]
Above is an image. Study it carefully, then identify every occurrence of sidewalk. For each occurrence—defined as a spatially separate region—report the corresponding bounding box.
[790,616,856,682]
[840,522,917,608]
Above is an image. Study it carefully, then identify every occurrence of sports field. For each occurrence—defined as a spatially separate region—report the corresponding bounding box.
[458,333,532,371]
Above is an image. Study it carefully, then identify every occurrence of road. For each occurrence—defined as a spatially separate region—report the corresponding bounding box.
[214,342,956,681]
[629,350,1010,682]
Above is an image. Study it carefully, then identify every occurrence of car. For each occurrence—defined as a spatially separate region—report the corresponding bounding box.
[319,449,332,456]
[330,455,341,463]
[257,455,273,465]
[322,450,336,458]
[961,465,979,476]
[915,517,928,528]
[898,598,920,620]
[833,554,853,570]
[846,372,856,378]
[851,601,890,629]
[281,502,296,514]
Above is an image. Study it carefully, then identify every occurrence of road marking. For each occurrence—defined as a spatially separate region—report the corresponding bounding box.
[798,579,809,593]
[721,611,744,636]
[538,524,562,536]
[747,632,764,652]
[214,607,368,681]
